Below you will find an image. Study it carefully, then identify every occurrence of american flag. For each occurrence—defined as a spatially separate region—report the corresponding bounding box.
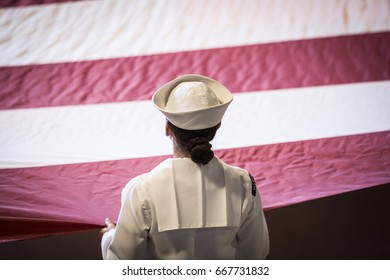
[0,0,389,243]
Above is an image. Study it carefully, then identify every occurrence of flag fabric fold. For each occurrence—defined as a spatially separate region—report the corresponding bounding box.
[0,0,389,243]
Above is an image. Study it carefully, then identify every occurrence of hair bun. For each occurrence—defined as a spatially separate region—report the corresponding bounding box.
[188,137,214,165]
[167,121,219,165]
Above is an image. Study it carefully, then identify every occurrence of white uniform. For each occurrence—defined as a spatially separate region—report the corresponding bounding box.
[101,156,269,259]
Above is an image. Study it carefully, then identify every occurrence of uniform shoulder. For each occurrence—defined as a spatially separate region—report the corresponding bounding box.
[216,157,257,197]
[216,157,250,178]
[122,159,173,194]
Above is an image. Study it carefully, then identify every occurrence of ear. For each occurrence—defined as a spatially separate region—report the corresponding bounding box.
[165,121,171,137]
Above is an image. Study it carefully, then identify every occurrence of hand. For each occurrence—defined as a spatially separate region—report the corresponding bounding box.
[99,218,116,241]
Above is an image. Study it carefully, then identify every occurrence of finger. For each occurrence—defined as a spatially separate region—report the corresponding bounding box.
[105,218,113,226]
[105,218,115,228]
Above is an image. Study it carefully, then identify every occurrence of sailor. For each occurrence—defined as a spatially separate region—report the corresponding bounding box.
[100,74,269,259]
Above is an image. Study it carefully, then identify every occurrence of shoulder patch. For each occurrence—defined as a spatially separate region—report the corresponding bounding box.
[249,173,257,197]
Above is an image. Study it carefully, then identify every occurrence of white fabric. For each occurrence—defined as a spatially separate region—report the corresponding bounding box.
[1,0,389,66]
[166,82,220,112]
[101,157,269,260]
[1,81,390,169]
[153,74,233,130]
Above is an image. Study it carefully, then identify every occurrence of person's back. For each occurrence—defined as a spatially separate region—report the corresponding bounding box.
[104,156,268,259]
[101,74,269,259]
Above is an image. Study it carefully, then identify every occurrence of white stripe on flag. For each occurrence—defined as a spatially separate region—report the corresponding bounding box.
[1,0,389,65]
[1,81,389,169]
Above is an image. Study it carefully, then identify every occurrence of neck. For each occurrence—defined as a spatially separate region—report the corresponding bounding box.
[173,143,189,159]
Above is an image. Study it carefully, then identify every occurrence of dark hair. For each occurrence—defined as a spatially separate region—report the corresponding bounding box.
[168,121,220,165]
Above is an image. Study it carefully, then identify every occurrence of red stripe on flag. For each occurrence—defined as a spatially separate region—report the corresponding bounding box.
[1,32,389,109]
[1,131,389,242]
[0,0,82,8]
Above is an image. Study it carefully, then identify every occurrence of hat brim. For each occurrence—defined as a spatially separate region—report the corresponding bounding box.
[153,74,233,130]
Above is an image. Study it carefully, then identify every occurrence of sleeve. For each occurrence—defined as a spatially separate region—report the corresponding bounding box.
[101,179,150,260]
[235,176,269,260]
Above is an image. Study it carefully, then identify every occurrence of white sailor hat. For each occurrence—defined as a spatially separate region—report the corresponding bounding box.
[152,74,233,130]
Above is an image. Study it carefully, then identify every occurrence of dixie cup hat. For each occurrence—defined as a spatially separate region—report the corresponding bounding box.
[152,74,233,130]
